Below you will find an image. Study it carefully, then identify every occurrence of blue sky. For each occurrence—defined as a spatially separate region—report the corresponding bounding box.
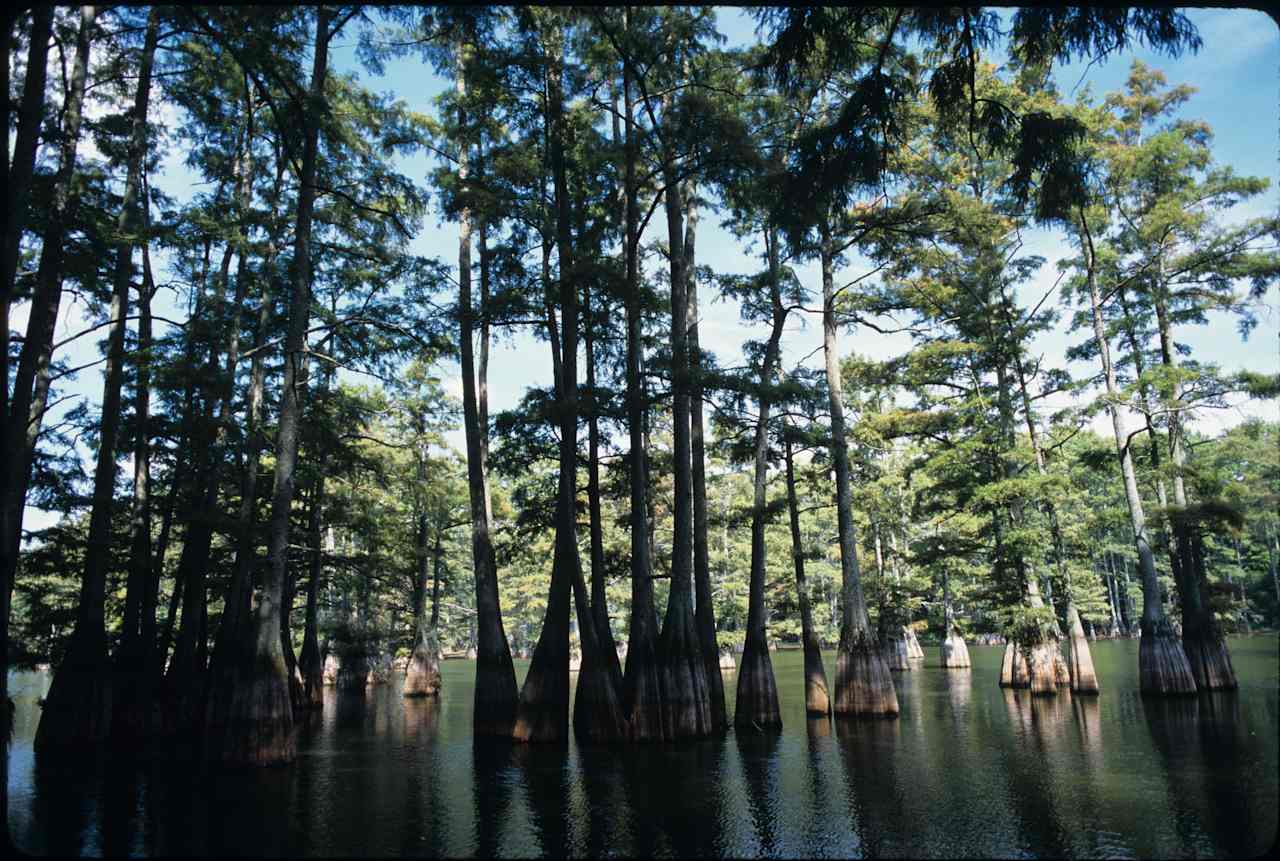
[16,7,1279,533]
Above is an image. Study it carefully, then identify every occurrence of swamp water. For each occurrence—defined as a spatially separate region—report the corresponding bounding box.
[6,635,1277,857]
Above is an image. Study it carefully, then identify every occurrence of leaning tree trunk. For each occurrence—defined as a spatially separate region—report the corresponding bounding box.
[619,29,665,742]
[821,224,898,718]
[1151,282,1237,691]
[785,427,831,713]
[404,522,442,698]
[296,341,333,710]
[214,6,332,766]
[684,185,728,734]
[1080,213,1195,695]
[735,230,786,733]
[656,148,713,740]
[29,7,108,754]
[454,36,518,739]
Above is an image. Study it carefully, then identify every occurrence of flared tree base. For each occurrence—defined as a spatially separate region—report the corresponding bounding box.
[734,639,782,732]
[1067,634,1100,694]
[572,652,629,743]
[657,606,714,739]
[802,639,831,715]
[210,653,296,767]
[1053,651,1071,687]
[34,631,112,753]
[882,634,911,671]
[999,642,1028,688]
[833,635,899,717]
[905,626,925,660]
[1183,628,1238,691]
[110,656,160,747]
[403,638,442,698]
[1139,626,1198,695]
[941,631,971,668]
[623,639,667,742]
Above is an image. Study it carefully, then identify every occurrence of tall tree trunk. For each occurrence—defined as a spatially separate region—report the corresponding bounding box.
[939,558,971,668]
[580,194,624,699]
[684,184,727,733]
[106,8,161,745]
[453,36,518,738]
[821,223,898,717]
[215,6,332,766]
[785,426,830,712]
[1079,213,1195,695]
[206,87,269,737]
[735,229,785,732]
[656,132,713,740]
[6,6,93,732]
[2,6,53,423]
[1151,277,1237,690]
[619,23,666,741]
[29,6,108,753]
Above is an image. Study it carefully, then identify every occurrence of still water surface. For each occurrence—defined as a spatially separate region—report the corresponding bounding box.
[7,636,1278,857]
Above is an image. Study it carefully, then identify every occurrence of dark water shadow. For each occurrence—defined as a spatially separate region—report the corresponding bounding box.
[575,742,632,855]
[1142,695,1212,856]
[400,697,443,856]
[510,739,575,856]
[735,730,783,855]
[472,737,518,857]
[997,690,1071,856]
[834,717,903,856]
[618,736,729,857]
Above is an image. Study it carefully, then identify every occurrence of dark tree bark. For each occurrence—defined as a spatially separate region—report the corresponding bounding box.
[105,8,161,745]
[1151,285,1237,691]
[785,427,831,712]
[820,224,898,718]
[684,186,727,734]
[1079,213,1195,695]
[215,6,333,766]
[656,150,713,739]
[28,6,108,753]
[454,34,518,739]
[735,229,785,732]
[619,24,666,741]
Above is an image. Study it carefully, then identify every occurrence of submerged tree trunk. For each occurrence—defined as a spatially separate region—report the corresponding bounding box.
[821,225,898,718]
[785,428,830,713]
[1080,213,1195,695]
[455,35,518,739]
[619,28,666,742]
[214,7,333,766]
[684,186,727,734]
[29,7,108,754]
[735,229,785,733]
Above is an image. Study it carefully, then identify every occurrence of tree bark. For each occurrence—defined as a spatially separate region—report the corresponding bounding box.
[454,34,518,739]
[656,137,713,740]
[619,23,666,741]
[106,8,161,745]
[1079,212,1195,695]
[735,228,785,732]
[785,426,831,712]
[29,6,108,753]
[215,6,332,766]
[821,223,898,717]
[1151,276,1237,690]
[684,185,728,733]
